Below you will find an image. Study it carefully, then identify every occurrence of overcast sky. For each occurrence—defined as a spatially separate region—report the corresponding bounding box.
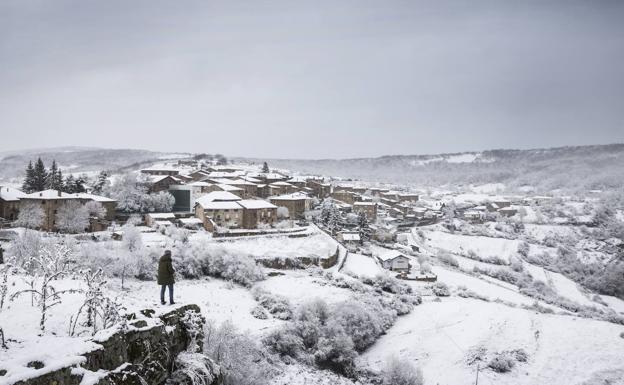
[1,0,623,159]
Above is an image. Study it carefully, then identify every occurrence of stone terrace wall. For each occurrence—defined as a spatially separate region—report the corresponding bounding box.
[6,304,221,385]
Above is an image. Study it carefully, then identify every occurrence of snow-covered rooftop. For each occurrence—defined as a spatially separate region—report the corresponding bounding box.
[269,192,311,201]
[72,193,116,202]
[216,184,244,192]
[196,191,241,207]
[201,201,243,210]
[237,199,277,210]
[147,213,176,219]
[376,249,408,262]
[24,189,73,199]
[0,186,27,201]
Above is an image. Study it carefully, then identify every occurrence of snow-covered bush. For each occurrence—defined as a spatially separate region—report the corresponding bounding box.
[207,253,265,287]
[488,352,516,373]
[431,282,450,297]
[250,306,268,319]
[204,320,277,385]
[382,357,424,385]
[251,287,292,320]
[620,331,624,339]
[6,230,44,273]
[276,206,289,219]
[456,286,489,301]
[367,273,412,294]
[437,252,459,267]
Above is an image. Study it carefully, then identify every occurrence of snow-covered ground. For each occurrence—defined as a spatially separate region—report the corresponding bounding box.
[341,253,384,278]
[422,230,521,263]
[360,297,624,385]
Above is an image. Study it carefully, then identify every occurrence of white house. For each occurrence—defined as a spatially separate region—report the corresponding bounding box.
[377,250,411,272]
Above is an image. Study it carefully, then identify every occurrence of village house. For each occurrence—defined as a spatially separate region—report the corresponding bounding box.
[307,179,331,198]
[72,193,117,221]
[238,199,278,229]
[286,177,307,189]
[144,175,182,193]
[215,184,245,197]
[269,192,312,219]
[377,250,411,272]
[188,170,211,181]
[269,181,298,195]
[228,179,259,199]
[331,190,358,205]
[486,199,511,212]
[18,189,117,232]
[168,182,220,212]
[145,212,177,227]
[398,193,419,203]
[338,231,361,246]
[353,201,377,221]
[140,167,180,176]
[498,207,518,217]
[463,210,485,222]
[0,186,27,221]
[195,192,243,231]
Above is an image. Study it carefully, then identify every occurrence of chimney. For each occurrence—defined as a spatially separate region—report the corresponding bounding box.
[58,190,61,197]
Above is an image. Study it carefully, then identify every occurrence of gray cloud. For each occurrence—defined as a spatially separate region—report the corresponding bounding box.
[1,0,623,158]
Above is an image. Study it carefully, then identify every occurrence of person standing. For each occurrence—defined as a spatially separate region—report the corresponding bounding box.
[157,250,175,305]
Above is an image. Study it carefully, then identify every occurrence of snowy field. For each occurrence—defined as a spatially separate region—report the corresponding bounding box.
[360,297,624,385]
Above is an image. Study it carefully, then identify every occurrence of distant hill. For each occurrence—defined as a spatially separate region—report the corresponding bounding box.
[0,147,190,181]
[241,144,624,192]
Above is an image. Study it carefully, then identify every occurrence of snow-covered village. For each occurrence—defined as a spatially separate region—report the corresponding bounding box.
[2,1,624,385]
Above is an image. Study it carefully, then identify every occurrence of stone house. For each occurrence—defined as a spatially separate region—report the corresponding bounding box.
[331,190,358,205]
[269,192,311,219]
[306,179,331,198]
[145,212,177,227]
[140,167,180,176]
[144,175,182,193]
[238,199,278,228]
[353,201,377,221]
[398,193,419,203]
[0,186,27,221]
[19,190,117,232]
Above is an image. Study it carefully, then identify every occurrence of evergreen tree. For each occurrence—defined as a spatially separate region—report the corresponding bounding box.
[46,160,64,191]
[32,158,48,192]
[64,175,76,193]
[91,171,109,194]
[22,161,36,193]
[73,175,87,193]
[261,162,270,173]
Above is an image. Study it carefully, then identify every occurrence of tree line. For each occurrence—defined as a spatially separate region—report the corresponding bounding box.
[21,158,87,194]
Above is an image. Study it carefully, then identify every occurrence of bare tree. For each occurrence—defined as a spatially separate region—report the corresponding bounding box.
[10,242,78,332]
[69,269,124,336]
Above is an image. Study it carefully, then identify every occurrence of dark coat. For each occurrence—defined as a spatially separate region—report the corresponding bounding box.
[157,253,175,285]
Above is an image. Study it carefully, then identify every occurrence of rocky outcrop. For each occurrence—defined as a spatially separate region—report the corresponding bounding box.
[10,304,221,385]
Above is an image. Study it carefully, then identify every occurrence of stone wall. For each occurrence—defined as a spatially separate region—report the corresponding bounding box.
[8,304,221,385]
